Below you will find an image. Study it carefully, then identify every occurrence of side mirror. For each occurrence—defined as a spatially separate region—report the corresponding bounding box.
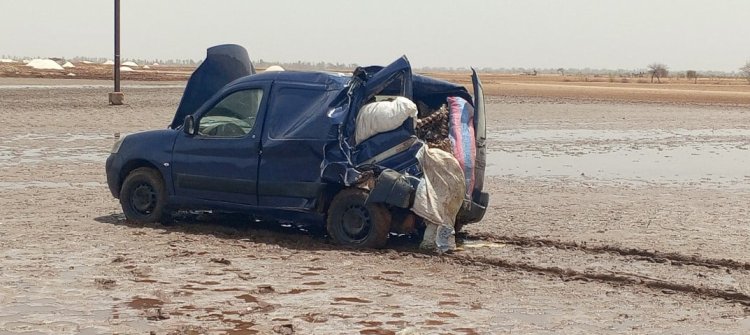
[183,115,196,136]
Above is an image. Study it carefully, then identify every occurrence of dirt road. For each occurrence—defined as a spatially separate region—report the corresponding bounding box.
[1,78,750,334]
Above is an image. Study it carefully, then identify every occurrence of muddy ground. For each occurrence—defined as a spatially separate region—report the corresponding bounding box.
[1,78,750,334]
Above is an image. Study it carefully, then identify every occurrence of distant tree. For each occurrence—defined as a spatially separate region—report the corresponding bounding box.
[557,68,565,76]
[686,70,698,84]
[741,61,750,83]
[648,63,669,83]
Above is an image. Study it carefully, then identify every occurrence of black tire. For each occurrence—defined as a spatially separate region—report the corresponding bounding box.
[119,167,168,224]
[326,188,391,249]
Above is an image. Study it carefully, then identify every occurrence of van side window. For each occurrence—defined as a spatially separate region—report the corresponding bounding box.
[267,86,332,140]
[198,89,263,137]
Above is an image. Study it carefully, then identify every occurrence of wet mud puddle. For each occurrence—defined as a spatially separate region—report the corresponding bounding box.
[486,128,750,188]
[0,133,114,167]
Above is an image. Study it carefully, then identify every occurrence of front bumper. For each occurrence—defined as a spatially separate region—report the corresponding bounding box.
[105,153,121,198]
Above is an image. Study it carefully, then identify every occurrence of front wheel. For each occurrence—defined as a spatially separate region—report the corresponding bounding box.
[119,167,168,224]
[326,188,391,249]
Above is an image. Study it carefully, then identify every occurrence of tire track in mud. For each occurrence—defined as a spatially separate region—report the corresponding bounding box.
[464,232,750,271]
[451,232,750,306]
[446,253,750,306]
[109,217,750,307]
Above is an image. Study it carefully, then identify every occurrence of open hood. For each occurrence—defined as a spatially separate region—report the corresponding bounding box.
[169,44,255,129]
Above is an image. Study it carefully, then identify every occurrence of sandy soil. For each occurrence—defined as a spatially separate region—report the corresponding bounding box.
[433,73,750,106]
[1,77,750,334]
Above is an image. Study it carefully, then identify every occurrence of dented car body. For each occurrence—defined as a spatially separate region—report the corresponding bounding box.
[105,44,488,248]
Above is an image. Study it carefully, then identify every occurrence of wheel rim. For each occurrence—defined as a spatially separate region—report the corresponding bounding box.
[340,204,372,243]
[130,182,157,215]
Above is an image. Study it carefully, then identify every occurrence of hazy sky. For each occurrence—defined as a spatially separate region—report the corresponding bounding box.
[2,0,749,72]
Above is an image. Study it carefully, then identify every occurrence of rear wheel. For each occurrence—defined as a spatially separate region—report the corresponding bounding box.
[119,167,167,224]
[326,188,391,249]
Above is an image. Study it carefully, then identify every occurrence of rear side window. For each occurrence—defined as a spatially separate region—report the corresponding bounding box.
[267,86,333,140]
[198,89,263,137]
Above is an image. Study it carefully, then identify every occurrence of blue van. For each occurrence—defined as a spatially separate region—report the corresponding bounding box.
[106,45,487,248]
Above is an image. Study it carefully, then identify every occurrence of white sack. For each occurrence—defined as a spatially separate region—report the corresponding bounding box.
[354,97,417,145]
[412,146,466,253]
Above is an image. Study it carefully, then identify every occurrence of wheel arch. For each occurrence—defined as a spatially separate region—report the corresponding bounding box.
[326,187,392,248]
[118,159,164,193]
[316,184,345,215]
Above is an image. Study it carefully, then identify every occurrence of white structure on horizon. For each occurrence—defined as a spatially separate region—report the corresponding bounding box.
[265,65,285,72]
[26,59,64,70]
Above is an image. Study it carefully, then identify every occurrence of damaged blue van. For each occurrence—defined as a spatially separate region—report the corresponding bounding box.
[106,44,488,248]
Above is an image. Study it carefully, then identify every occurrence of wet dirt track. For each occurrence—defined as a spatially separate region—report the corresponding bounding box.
[1,78,750,334]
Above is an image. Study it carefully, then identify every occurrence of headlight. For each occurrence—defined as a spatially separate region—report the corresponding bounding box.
[111,134,127,153]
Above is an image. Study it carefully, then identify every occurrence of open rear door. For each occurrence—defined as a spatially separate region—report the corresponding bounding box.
[471,68,486,195]
[454,68,489,225]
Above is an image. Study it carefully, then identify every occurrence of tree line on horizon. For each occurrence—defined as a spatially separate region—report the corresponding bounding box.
[260,60,750,82]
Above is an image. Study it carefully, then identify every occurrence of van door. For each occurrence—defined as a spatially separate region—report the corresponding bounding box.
[471,68,486,195]
[257,82,333,209]
[171,84,268,205]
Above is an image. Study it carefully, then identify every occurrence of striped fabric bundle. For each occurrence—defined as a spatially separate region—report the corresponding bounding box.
[447,96,476,196]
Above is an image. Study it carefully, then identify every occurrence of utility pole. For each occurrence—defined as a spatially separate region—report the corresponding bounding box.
[108,0,124,105]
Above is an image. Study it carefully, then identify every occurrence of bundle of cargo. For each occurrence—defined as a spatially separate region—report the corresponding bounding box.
[415,105,451,152]
[417,96,477,197]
